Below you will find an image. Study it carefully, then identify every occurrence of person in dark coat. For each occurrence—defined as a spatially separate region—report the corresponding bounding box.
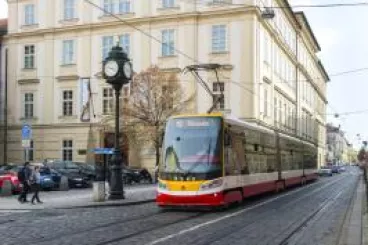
[18,162,32,203]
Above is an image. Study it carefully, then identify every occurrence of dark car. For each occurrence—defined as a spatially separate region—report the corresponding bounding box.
[331,165,340,174]
[39,167,62,190]
[45,160,91,188]
[122,167,153,185]
[74,162,96,181]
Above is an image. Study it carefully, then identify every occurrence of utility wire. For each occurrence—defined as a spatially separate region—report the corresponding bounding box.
[182,0,368,8]
[83,0,200,64]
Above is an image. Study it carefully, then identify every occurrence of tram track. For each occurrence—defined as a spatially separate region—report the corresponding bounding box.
[146,174,349,245]
[27,209,208,245]
[275,176,358,245]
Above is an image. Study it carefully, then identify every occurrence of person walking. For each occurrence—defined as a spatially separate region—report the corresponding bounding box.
[18,162,32,203]
[30,166,43,204]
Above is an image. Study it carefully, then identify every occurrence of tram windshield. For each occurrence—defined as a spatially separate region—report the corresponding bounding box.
[160,117,223,181]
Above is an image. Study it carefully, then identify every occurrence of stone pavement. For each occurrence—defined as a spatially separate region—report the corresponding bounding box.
[0,184,156,210]
[339,175,364,245]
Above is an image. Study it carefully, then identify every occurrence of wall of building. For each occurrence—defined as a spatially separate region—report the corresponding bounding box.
[2,0,328,168]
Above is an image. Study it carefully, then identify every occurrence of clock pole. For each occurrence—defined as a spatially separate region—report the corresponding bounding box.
[102,44,132,200]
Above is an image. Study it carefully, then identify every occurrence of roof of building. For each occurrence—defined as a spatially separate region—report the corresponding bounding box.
[294,11,321,52]
[280,0,302,29]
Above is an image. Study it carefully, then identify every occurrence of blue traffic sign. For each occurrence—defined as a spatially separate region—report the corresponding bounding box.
[91,148,115,155]
[21,124,32,140]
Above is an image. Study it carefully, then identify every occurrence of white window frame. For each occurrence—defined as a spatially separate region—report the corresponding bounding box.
[62,139,73,161]
[24,45,35,69]
[62,40,76,65]
[64,0,76,20]
[118,0,131,14]
[24,4,36,25]
[103,87,114,114]
[62,90,74,116]
[102,36,114,60]
[162,0,176,8]
[211,25,227,53]
[119,34,131,55]
[24,92,34,119]
[161,29,175,57]
[213,81,225,110]
[263,88,268,117]
[103,0,131,14]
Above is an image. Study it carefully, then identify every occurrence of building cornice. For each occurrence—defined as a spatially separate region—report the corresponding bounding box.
[4,7,255,40]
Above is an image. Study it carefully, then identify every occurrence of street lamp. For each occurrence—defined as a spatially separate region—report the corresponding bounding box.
[103,44,133,200]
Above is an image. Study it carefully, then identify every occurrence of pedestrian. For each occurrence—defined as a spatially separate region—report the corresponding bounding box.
[17,162,32,203]
[30,166,43,205]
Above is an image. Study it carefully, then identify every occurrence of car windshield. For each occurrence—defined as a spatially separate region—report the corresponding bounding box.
[160,117,222,180]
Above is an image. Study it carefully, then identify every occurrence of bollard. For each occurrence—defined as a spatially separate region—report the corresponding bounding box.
[0,180,12,196]
[93,181,106,202]
[93,163,106,202]
[58,176,69,191]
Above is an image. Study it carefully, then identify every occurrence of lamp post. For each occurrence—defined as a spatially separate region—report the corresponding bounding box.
[103,44,133,200]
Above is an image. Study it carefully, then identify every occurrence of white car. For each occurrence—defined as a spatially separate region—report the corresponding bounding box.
[318,167,333,177]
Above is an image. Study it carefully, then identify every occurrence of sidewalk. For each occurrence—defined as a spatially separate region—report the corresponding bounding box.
[0,184,156,210]
[338,176,364,245]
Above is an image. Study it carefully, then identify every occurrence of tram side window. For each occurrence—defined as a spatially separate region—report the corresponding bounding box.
[247,154,258,174]
[281,154,290,171]
[225,133,244,175]
[259,155,268,173]
[267,155,276,172]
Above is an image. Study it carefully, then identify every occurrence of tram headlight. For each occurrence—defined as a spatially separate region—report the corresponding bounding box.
[158,180,168,190]
[200,178,223,190]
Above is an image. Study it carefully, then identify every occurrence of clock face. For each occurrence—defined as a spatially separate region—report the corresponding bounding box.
[104,60,119,77]
[123,62,132,79]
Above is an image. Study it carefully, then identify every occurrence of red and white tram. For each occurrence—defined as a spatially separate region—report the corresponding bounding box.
[156,113,318,207]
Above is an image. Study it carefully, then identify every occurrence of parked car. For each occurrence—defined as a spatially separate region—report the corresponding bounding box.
[74,162,96,181]
[122,167,153,184]
[0,165,22,194]
[45,160,91,188]
[318,166,333,177]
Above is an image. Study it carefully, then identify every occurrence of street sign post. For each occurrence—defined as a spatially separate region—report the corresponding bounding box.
[91,148,115,155]
[21,124,32,162]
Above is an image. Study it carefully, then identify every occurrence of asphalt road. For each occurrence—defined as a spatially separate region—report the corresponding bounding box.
[0,167,361,245]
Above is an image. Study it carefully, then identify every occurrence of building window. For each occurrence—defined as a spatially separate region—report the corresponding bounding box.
[24,45,35,69]
[263,32,270,64]
[161,29,175,56]
[62,90,73,116]
[213,82,225,110]
[64,0,76,20]
[263,88,268,117]
[162,0,175,8]
[102,36,114,60]
[274,97,277,123]
[62,140,73,161]
[24,4,35,25]
[118,0,131,13]
[103,88,114,114]
[119,34,130,55]
[212,25,227,53]
[24,93,34,119]
[103,0,131,14]
[23,140,34,162]
[62,40,76,65]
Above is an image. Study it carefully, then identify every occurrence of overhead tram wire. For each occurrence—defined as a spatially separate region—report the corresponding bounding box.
[83,0,200,65]
[182,0,368,9]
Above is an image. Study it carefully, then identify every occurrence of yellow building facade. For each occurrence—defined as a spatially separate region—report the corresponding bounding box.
[1,0,328,170]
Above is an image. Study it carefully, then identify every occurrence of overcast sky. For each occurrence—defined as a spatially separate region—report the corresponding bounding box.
[0,0,367,147]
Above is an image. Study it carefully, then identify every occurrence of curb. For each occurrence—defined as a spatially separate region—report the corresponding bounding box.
[0,199,156,211]
[54,198,156,209]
